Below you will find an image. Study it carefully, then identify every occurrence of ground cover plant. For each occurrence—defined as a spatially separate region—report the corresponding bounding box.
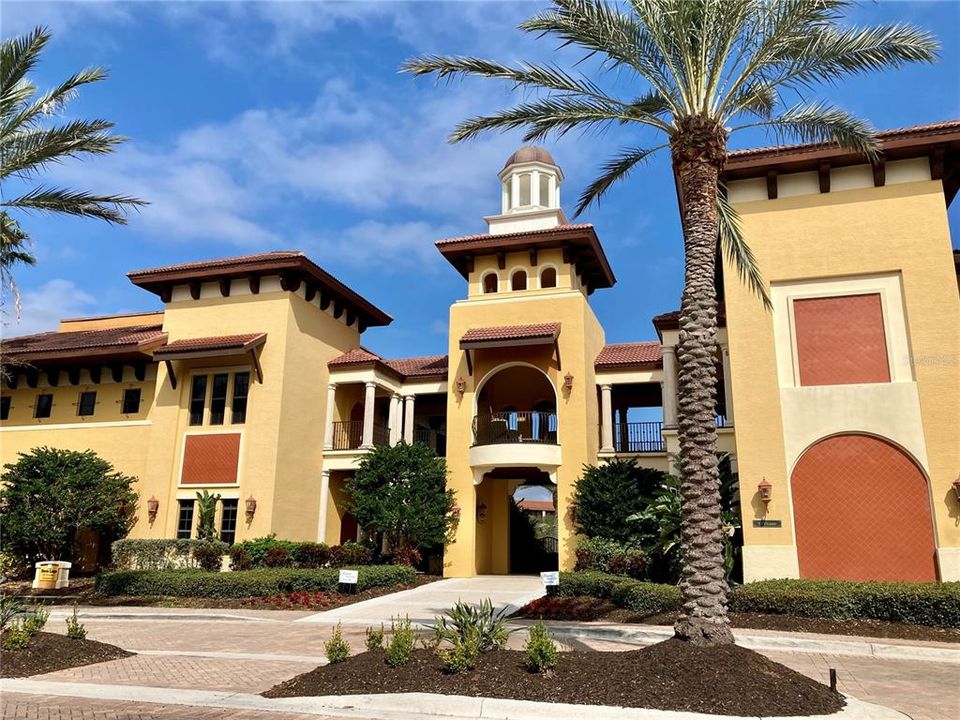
[95,566,415,598]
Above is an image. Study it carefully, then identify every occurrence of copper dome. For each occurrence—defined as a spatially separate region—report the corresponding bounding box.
[502,146,557,169]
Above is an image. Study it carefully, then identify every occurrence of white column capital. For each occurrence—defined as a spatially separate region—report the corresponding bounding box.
[364,380,377,390]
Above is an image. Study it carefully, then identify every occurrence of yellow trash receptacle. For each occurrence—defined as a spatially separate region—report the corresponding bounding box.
[36,562,59,590]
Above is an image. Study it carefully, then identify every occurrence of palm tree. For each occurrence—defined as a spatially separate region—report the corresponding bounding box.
[1,26,146,296]
[403,0,938,646]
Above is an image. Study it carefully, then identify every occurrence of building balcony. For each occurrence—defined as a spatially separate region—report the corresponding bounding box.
[602,416,731,455]
[330,420,389,451]
[473,411,558,446]
[413,426,446,456]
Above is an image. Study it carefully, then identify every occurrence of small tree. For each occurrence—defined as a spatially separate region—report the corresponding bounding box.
[347,442,456,555]
[572,458,665,543]
[0,447,137,565]
[195,489,221,541]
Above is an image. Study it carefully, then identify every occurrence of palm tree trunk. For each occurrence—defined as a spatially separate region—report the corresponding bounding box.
[670,118,734,647]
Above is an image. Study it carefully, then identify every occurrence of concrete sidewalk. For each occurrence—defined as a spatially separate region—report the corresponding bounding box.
[296,575,543,626]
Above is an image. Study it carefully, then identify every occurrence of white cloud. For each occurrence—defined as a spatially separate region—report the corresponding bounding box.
[2,1,133,37]
[2,279,96,337]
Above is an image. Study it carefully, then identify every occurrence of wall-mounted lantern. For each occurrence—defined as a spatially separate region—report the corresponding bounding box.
[455,376,466,399]
[563,372,574,390]
[757,477,773,507]
[451,504,462,520]
[146,496,159,521]
[245,495,257,520]
[476,502,487,523]
[953,475,960,503]
[568,502,577,523]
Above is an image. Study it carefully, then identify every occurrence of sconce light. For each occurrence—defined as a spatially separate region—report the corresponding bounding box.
[563,372,574,390]
[476,502,487,522]
[455,376,466,399]
[451,504,462,520]
[245,495,257,520]
[146,496,159,521]
[757,477,772,507]
[952,475,960,503]
[568,502,577,523]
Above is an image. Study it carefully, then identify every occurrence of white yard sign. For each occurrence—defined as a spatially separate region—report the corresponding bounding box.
[540,571,559,587]
[339,569,359,584]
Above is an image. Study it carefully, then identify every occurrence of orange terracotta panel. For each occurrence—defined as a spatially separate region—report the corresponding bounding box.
[793,294,890,386]
[791,434,937,582]
[181,433,241,485]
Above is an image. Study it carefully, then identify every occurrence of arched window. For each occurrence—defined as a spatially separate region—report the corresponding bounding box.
[519,173,531,206]
[511,270,527,291]
[539,174,551,206]
[540,267,557,288]
[482,272,498,294]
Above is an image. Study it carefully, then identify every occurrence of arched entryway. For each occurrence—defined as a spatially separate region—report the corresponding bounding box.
[791,434,937,582]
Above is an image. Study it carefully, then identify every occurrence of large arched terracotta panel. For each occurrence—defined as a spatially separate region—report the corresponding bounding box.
[791,434,937,582]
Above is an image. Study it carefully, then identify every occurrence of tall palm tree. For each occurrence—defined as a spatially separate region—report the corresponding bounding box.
[1,26,146,297]
[403,0,938,646]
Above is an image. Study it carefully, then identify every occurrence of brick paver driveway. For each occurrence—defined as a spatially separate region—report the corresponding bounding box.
[2,603,957,720]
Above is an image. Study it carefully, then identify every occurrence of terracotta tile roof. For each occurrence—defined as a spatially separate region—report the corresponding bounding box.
[1,324,166,360]
[460,323,561,346]
[328,349,448,380]
[595,342,662,369]
[728,119,960,159]
[385,355,448,378]
[516,499,556,513]
[127,251,305,277]
[153,333,266,357]
[435,223,594,247]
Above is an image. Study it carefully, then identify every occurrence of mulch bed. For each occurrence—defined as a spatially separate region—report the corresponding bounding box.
[264,639,844,717]
[517,595,960,644]
[0,631,131,678]
[1,574,440,610]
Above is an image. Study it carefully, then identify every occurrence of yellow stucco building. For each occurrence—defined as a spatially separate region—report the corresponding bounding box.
[2,123,958,582]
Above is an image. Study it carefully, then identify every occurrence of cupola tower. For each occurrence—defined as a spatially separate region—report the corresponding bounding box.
[486,146,568,235]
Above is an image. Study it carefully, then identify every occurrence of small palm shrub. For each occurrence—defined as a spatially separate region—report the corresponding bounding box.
[0,596,26,632]
[365,624,385,652]
[324,623,350,664]
[2,619,32,650]
[385,616,415,667]
[432,599,509,652]
[65,605,87,640]
[524,620,559,673]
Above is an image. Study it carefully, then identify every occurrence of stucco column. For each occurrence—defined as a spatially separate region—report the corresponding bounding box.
[361,381,377,449]
[661,345,678,429]
[600,384,614,452]
[317,470,330,543]
[323,383,337,450]
[403,395,415,444]
[720,342,734,426]
[389,393,402,445]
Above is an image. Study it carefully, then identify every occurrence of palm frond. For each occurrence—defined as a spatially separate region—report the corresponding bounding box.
[1,119,122,179]
[733,101,878,158]
[574,144,667,217]
[449,97,628,144]
[717,190,770,308]
[1,26,49,94]
[2,186,147,224]
[1,67,107,137]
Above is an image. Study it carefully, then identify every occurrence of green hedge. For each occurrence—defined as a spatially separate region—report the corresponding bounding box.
[96,565,415,598]
[558,572,960,628]
[112,539,229,570]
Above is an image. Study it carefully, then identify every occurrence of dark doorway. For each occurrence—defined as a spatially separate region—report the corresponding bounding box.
[509,484,558,574]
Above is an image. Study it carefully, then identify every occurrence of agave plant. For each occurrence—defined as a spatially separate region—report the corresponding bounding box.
[403,0,938,645]
[431,598,512,652]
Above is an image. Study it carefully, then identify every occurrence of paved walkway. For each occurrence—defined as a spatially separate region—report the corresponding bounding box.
[3,596,957,720]
[296,575,543,625]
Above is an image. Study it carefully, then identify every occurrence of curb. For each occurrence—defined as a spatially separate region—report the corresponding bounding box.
[526,622,960,665]
[0,680,908,720]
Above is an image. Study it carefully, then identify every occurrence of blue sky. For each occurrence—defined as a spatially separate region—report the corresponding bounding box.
[3,0,959,358]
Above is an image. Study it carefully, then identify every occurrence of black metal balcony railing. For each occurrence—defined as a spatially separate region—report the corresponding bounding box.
[331,421,390,450]
[612,421,664,453]
[413,427,447,456]
[473,411,558,446]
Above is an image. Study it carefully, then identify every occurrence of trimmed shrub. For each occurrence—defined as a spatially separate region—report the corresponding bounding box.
[2,619,32,650]
[230,535,299,566]
[365,624,385,651]
[96,566,415,598]
[23,605,49,634]
[292,542,331,569]
[437,633,480,674]
[193,542,225,572]
[331,541,373,567]
[524,620,559,673]
[385,616,415,667]
[324,623,350,664]
[65,606,86,640]
[390,546,422,568]
[558,572,960,628]
[262,546,291,568]
[229,546,253,571]
[112,539,229,570]
[575,537,646,579]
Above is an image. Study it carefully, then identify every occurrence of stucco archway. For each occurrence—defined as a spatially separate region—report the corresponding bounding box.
[791,434,937,582]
